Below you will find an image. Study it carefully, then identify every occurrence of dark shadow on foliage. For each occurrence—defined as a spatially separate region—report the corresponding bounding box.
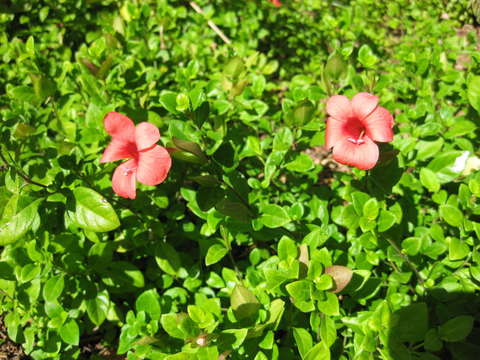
[385,290,480,360]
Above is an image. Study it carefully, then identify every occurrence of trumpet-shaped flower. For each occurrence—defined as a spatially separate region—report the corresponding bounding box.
[268,0,282,7]
[325,92,394,170]
[100,112,171,199]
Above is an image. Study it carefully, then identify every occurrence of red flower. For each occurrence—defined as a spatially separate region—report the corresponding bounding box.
[325,93,393,170]
[100,112,171,199]
[268,0,282,7]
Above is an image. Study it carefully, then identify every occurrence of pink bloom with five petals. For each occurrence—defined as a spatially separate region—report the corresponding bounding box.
[268,0,282,7]
[325,92,394,170]
[100,112,171,199]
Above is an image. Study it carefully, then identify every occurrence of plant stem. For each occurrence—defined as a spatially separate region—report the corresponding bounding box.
[382,234,424,284]
[189,2,231,45]
[0,147,49,189]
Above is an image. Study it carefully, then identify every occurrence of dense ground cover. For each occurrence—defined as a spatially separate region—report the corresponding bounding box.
[0,0,480,359]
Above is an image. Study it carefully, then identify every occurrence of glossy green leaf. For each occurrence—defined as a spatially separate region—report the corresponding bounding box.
[293,328,313,359]
[0,198,42,245]
[260,204,291,228]
[86,290,110,326]
[205,244,228,266]
[439,205,463,227]
[420,168,440,193]
[438,316,474,342]
[231,284,260,320]
[136,289,161,321]
[72,187,120,232]
[43,276,65,303]
[59,319,79,345]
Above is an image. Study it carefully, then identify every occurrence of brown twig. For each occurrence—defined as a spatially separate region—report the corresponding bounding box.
[382,234,425,285]
[0,147,48,189]
[189,2,231,45]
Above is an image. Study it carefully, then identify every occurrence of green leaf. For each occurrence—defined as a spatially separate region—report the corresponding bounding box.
[102,262,144,294]
[415,138,444,161]
[448,237,469,261]
[0,261,15,281]
[8,85,38,104]
[391,303,428,342]
[362,198,379,220]
[86,290,109,326]
[59,319,79,346]
[320,316,336,347]
[231,284,260,320]
[401,237,422,256]
[287,100,315,126]
[117,324,137,354]
[155,242,181,276]
[136,289,161,321]
[438,316,474,342]
[351,191,369,216]
[286,280,315,312]
[161,313,187,339]
[205,244,228,266]
[161,313,199,340]
[175,93,190,112]
[314,274,333,291]
[377,210,396,232]
[272,128,293,152]
[19,264,41,283]
[224,57,245,79]
[424,329,443,352]
[420,168,440,192]
[358,44,378,68]
[324,52,347,80]
[317,292,339,316]
[265,299,285,329]
[304,341,330,360]
[285,153,314,173]
[0,198,42,246]
[260,204,291,228]
[189,86,206,111]
[293,328,313,359]
[219,328,248,349]
[439,205,463,227]
[72,187,120,232]
[43,276,64,303]
[30,73,56,102]
[428,151,465,183]
[278,236,298,261]
[467,75,480,114]
[215,199,251,222]
[160,90,178,114]
[173,137,207,163]
[264,268,291,293]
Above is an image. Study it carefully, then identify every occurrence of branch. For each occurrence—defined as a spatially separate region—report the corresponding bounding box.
[189,2,231,45]
[0,147,48,189]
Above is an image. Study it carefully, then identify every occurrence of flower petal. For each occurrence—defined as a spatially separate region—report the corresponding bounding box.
[363,106,394,142]
[351,92,378,120]
[100,139,137,163]
[326,95,353,121]
[112,159,138,199]
[326,117,347,149]
[104,112,135,142]
[332,137,379,170]
[137,145,172,186]
[135,122,160,151]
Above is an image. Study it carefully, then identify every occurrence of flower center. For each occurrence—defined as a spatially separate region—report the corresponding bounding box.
[123,167,137,176]
[347,129,366,145]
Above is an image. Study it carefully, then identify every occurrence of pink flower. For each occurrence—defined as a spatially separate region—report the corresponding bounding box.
[325,93,394,170]
[268,0,282,7]
[100,112,171,199]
